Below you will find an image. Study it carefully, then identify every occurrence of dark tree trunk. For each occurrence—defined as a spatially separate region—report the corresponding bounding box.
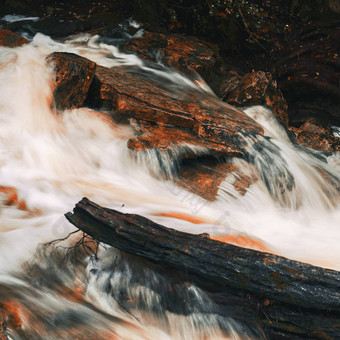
[66,197,340,339]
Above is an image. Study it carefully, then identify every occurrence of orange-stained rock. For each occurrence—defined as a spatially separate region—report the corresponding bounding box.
[128,120,242,158]
[47,53,263,157]
[297,131,340,153]
[87,64,263,159]
[88,65,196,127]
[177,163,237,201]
[290,118,340,153]
[49,53,265,201]
[221,70,288,125]
[122,31,222,81]
[0,29,29,48]
[47,52,96,110]
[299,117,336,136]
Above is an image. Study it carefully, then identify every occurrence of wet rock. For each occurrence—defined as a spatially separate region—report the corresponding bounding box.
[221,70,288,125]
[218,71,242,97]
[122,31,223,81]
[49,52,264,200]
[299,117,333,135]
[176,163,236,201]
[296,131,339,153]
[232,175,254,196]
[87,64,263,159]
[128,121,242,158]
[175,157,258,201]
[47,52,96,110]
[291,118,340,153]
[47,51,263,160]
[0,29,28,47]
[88,65,196,128]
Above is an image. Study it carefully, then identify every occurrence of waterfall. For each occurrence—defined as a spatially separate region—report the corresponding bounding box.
[0,32,339,339]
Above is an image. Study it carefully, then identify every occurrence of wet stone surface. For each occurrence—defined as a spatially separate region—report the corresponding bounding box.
[221,70,288,125]
[0,29,28,47]
[47,52,96,110]
[122,30,223,82]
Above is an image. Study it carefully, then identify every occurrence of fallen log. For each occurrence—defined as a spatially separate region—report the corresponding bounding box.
[66,197,340,339]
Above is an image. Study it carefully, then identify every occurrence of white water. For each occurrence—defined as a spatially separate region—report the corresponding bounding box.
[1,15,40,23]
[0,33,339,339]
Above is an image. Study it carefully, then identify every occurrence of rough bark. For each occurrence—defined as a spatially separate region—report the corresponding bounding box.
[66,197,340,339]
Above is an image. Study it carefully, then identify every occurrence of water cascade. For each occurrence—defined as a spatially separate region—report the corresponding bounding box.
[0,30,339,339]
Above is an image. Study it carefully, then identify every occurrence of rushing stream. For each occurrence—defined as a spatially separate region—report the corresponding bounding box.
[0,28,340,339]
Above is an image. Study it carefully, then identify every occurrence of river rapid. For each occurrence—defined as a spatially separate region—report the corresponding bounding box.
[0,29,340,339]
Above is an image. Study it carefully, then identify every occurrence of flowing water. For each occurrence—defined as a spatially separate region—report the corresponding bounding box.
[0,30,340,339]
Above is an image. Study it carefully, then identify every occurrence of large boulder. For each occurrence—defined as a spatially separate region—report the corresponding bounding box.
[220,70,289,125]
[0,29,28,48]
[86,64,263,159]
[47,52,96,110]
[48,52,265,199]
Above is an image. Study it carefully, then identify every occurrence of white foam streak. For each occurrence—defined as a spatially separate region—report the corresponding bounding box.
[1,15,40,23]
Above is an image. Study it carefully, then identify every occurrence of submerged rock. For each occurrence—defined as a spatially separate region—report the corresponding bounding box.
[221,70,288,125]
[176,162,236,201]
[0,29,28,47]
[47,52,96,110]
